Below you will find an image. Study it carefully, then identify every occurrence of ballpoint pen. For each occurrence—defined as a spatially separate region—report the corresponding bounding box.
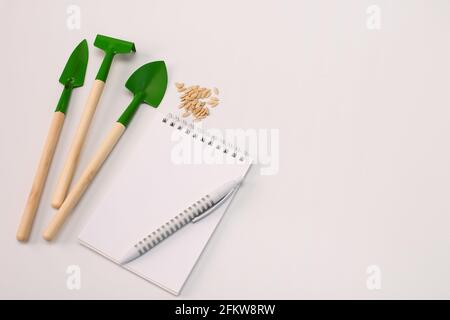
[119,178,242,264]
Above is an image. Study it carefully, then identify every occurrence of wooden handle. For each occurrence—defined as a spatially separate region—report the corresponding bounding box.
[43,122,126,241]
[16,112,66,242]
[52,80,105,208]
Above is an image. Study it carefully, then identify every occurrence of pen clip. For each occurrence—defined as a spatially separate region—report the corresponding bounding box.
[191,187,236,223]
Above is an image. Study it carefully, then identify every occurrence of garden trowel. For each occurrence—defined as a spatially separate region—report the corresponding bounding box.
[17,39,88,242]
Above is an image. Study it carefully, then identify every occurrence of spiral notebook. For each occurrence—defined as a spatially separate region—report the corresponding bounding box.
[78,112,252,295]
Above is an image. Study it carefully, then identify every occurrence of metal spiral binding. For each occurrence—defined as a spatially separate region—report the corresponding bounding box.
[134,195,215,254]
[162,113,247,162]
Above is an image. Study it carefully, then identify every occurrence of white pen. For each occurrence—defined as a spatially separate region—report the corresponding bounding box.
[119,178,242,264]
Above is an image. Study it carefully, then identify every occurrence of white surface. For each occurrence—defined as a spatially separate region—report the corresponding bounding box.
[79,111,251,295]
[1,0,450,299]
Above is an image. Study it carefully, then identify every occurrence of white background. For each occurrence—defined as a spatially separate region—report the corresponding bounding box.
[1,0,450,299]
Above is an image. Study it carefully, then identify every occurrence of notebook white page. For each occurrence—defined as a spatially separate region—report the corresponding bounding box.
[78,112,251,295]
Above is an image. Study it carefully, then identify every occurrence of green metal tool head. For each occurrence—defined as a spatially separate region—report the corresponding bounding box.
[55,39,88,113]
[125,61,168,107]
[59,39,88,88]
[117,61,168,127]
[94,34,136,81]
[94,34,136,54]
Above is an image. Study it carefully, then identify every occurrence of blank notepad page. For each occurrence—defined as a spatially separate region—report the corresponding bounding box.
[79,112,251,295]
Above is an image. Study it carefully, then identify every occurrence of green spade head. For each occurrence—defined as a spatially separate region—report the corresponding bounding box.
[55,39,89,113]
[59,39,88,88]
[125,61,168,107]
[94,34,136,81]
[117,61,168,127]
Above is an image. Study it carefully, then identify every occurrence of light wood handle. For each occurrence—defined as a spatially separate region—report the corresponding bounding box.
[17,112,66,242]
[52,80,105,208]
[43,122,126,241]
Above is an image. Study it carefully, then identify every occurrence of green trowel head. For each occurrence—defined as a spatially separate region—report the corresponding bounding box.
[58,39,89,88]
[117,61,168,127]
[125,61,168,107]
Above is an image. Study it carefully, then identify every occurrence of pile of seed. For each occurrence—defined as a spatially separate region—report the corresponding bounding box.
[175,82,220,122]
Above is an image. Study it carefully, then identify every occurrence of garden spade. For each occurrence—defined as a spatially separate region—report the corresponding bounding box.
[17,39,88,242]
[52,35,135,209]
[43,61,168,241]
